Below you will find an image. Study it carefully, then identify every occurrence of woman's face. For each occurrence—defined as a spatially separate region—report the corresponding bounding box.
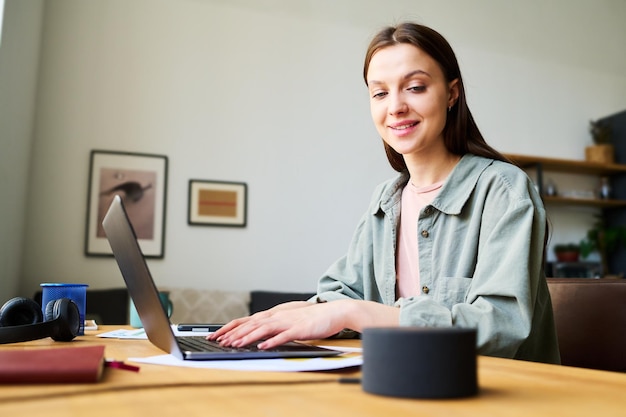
[366,43,458,159]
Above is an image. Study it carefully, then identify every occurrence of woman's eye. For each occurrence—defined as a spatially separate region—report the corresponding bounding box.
[371,91,388,99]
[408,85,426,93]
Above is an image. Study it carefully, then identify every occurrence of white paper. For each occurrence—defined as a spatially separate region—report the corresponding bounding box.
[128,352,362,372]
[97,328,149,339]
[96,325,213,339]
[97,326,362,372]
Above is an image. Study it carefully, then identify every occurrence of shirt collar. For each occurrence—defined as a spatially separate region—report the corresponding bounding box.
[431,154,494,215]
[373,154,495,216]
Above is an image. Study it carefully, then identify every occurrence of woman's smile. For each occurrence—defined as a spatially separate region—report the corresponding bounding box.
[388,120,420,136]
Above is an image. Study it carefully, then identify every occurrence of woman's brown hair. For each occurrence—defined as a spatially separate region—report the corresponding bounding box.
[363,23,510,172]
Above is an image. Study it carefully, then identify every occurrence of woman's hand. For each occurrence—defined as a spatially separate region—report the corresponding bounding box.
[207,301,349,350]
[207,299,400,350]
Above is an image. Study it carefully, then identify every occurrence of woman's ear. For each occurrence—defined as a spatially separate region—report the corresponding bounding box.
[448,78,460,109]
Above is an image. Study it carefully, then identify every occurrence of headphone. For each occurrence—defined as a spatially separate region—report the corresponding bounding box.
[0,297,80,344]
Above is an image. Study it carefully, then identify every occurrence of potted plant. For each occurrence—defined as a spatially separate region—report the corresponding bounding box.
[586,119,614,163]
[579,215,626,277]
[553,243,581,263]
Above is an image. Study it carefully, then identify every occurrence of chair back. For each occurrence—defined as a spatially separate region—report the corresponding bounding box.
[546,278,626,372]
[249,291,315,314]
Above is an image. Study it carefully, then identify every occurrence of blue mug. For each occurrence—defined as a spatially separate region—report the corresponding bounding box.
[40,283,88,335]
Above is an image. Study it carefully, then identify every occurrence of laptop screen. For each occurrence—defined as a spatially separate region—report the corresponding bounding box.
[102,195,182,358]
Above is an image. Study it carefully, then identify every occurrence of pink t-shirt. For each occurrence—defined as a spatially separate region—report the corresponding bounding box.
[396,181,443,298]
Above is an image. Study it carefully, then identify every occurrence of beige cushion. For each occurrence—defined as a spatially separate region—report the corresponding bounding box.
[163,288,250,324]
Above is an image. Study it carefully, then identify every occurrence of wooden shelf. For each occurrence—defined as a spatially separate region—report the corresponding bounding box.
[542,196,626,209]
[504,153,626,209]
[505,153,626,176]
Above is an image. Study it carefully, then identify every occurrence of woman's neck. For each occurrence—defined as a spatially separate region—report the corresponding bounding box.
[404,151,461,188]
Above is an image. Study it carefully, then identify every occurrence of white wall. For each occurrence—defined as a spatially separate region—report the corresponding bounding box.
[4,0,626,298]
[0,1,5,45]
[0,0,44,299]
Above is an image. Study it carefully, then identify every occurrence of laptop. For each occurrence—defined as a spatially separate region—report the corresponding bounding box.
[102,195,341,360]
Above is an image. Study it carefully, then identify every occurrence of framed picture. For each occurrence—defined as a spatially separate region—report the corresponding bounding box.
[85,150,168,258]
[188,180,247,227]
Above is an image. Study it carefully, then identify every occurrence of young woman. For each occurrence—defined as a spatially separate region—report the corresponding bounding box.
[209,22,560,364]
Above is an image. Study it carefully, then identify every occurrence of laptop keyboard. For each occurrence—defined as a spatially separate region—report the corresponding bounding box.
[176,335,337,355]
[177,336,261,353]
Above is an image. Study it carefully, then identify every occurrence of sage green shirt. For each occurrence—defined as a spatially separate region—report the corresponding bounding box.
[316,154,560,364]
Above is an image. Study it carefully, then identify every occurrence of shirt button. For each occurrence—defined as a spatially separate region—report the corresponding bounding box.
[421,230,429,238]
[422,286,430,294]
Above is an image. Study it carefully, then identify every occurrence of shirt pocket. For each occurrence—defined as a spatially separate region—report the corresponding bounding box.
[432,277,472,309]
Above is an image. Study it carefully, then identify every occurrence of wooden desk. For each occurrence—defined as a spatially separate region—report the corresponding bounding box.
[2,326,626,416]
